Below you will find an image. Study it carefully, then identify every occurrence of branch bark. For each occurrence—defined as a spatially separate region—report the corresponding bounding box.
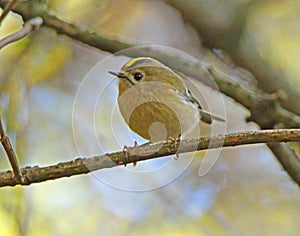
[1,0,300,186]
[0,0,21,24]
[0,116,23,182]
[1,1,298,127]
[0,16,43,49]
[267,143,300,185]
[0,129,299,188]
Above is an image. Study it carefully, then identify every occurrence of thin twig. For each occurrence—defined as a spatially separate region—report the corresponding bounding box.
[1,1,299,128]
[0,129,299,187]
[0,1,299,187]
[0,16,43,49]
[3,1,299,125]
[0,0,21,25]
[0,116,24,183]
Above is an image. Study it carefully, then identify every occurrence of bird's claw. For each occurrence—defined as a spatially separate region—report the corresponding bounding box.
[168,134,181,160]
[122,141,138,167]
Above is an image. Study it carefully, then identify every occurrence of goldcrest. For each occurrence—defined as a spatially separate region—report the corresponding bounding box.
[109,57,224,142]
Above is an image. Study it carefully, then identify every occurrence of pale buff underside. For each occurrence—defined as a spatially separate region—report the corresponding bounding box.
[118,81,200,142]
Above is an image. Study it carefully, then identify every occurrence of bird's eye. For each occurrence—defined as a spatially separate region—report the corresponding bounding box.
[133,72,143,81]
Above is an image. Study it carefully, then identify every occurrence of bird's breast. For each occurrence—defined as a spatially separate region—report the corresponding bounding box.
[118,81,200,141]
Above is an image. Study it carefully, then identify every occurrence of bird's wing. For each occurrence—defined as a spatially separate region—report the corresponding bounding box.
[173,71,226,123]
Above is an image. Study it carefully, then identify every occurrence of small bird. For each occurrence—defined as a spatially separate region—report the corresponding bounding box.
[109,57,225,143]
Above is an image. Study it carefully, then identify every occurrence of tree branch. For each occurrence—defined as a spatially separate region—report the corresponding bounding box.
[0,129,299,188]
[1,1,298,128]
[267,143,300,185]
[1,1,300,186]
[0,0,21,25]
[0,115,23,182]
[0,16,43,49]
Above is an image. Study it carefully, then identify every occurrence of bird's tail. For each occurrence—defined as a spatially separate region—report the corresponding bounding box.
[200,110,225,124]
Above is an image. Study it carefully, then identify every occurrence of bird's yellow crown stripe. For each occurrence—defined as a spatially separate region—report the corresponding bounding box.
[123,57,153,70]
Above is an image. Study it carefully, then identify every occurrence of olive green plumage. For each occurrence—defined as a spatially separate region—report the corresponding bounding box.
[109,57,224,142]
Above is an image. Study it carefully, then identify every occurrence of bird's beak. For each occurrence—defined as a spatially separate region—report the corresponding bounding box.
[108,71,127,79]
[108,71,134,85]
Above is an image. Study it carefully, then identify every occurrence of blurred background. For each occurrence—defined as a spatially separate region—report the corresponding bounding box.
[0,0,300,235]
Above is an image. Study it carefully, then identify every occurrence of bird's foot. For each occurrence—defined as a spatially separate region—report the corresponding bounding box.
[122,141,138,167]
[168,134,181,160]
